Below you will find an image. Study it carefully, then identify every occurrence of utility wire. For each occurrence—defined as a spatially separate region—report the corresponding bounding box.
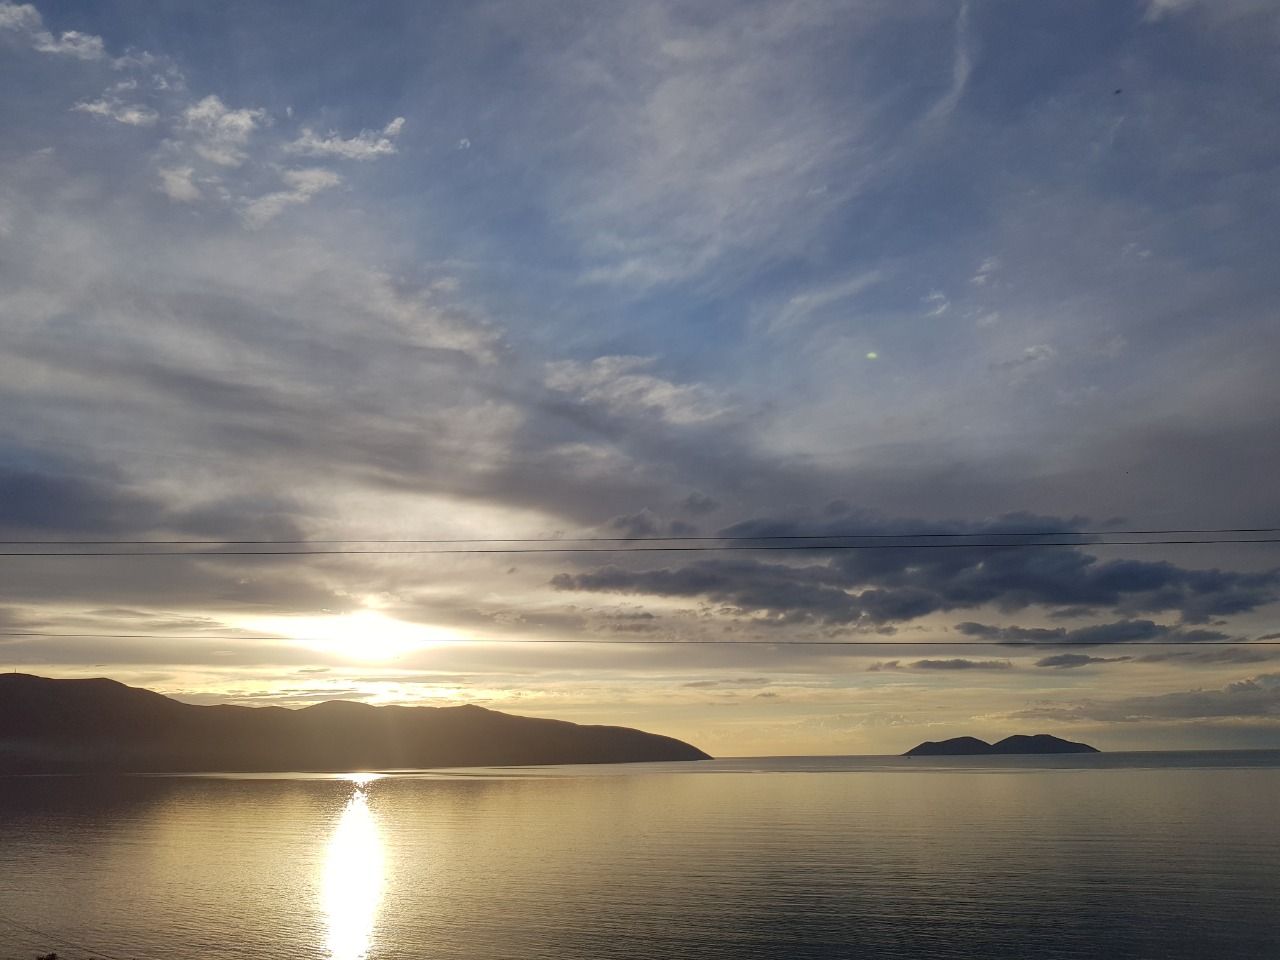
[0,538,1278,557]
[0,631,1276,646]
[0,526,1277,545]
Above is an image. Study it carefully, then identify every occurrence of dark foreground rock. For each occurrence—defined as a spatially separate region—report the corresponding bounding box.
[0,673,710,773]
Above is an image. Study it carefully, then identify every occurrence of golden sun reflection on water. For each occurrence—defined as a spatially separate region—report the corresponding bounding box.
[323,777,386,960]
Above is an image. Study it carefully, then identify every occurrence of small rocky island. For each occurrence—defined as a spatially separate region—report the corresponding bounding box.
[904,733,1099,756]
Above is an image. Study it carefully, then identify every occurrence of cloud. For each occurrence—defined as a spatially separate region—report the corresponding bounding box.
[0,3,41,32]
[609,509,661,538]
[956,622,1066,641]
[1035,653,1131,669]
[681,492,719,516]
[180,95,265,167]
[241,168,342,227]
[0,3,103,60]
[770,270,883,333]
[32,27,102,59]
[911,658,1011,670]
[867,660,901,672]
[922,0,972,124]
[869,658,1011,671]
[0,463,162,535]
[156,165,200,202]
[991,344,1056,384]
[1016,674,1280,723]
[553,514,1279,628]
[73,98,159,127]
[961,619,1230,646]
[1136,648,1279,666]
[545,356,726,425]
[1144,0,1199,20]
[514,1,899,288]
[922,290,950,317]
[970,256,1000,286]
[285,117,406,161]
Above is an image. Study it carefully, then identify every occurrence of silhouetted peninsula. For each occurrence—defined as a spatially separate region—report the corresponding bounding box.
[904,734,1099,757]
[0,674,710,773]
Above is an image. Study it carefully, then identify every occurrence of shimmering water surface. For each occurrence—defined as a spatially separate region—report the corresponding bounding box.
[2,752,1279,959]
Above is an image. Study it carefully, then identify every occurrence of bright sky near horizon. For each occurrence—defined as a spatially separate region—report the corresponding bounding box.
[1,0,1278,755]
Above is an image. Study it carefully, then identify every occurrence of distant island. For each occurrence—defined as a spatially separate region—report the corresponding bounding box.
[0,674,710,773]
[904,734,1099,756]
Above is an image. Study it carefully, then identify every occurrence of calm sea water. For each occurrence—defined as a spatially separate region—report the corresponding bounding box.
[2,752,1279,959]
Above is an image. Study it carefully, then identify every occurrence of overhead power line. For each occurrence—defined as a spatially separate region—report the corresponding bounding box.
[0,631,1276,646]
[0,537,1277,557]
[0,526,1277,546]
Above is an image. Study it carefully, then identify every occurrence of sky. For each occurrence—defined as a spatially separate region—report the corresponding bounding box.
[1,0,1278,756]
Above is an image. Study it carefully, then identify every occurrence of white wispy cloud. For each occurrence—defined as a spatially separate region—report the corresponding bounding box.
[529,2,889,289]
[992,343,1057,384]
[545,356,727,425]
[970,256,1000,286]
[0,2,103,59]
[1144,0,1198,20]
[156,165,200,202]
[285,117,406,160]
[180,95,266,167]
[923,290,950,317]
[241,167,342,227]
[73,97,158,127]
[1144,0,1280,24]
[922,0,972,124]
[770,270,883,334]
[0,1,40,32]
[32,26,102,59]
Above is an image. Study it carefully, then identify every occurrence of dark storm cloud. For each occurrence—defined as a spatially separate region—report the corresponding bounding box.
[553,513,1278,627]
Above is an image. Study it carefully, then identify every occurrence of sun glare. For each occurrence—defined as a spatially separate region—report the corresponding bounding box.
[242,610,463,662]
[323,782,385,960]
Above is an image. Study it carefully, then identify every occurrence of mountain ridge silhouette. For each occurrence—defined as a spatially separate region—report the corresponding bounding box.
[0,673,710,772]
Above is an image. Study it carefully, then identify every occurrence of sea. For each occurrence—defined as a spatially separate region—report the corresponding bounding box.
[1,752,1278,960]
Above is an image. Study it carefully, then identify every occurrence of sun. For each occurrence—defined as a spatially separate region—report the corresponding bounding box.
[240,610,462,662]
